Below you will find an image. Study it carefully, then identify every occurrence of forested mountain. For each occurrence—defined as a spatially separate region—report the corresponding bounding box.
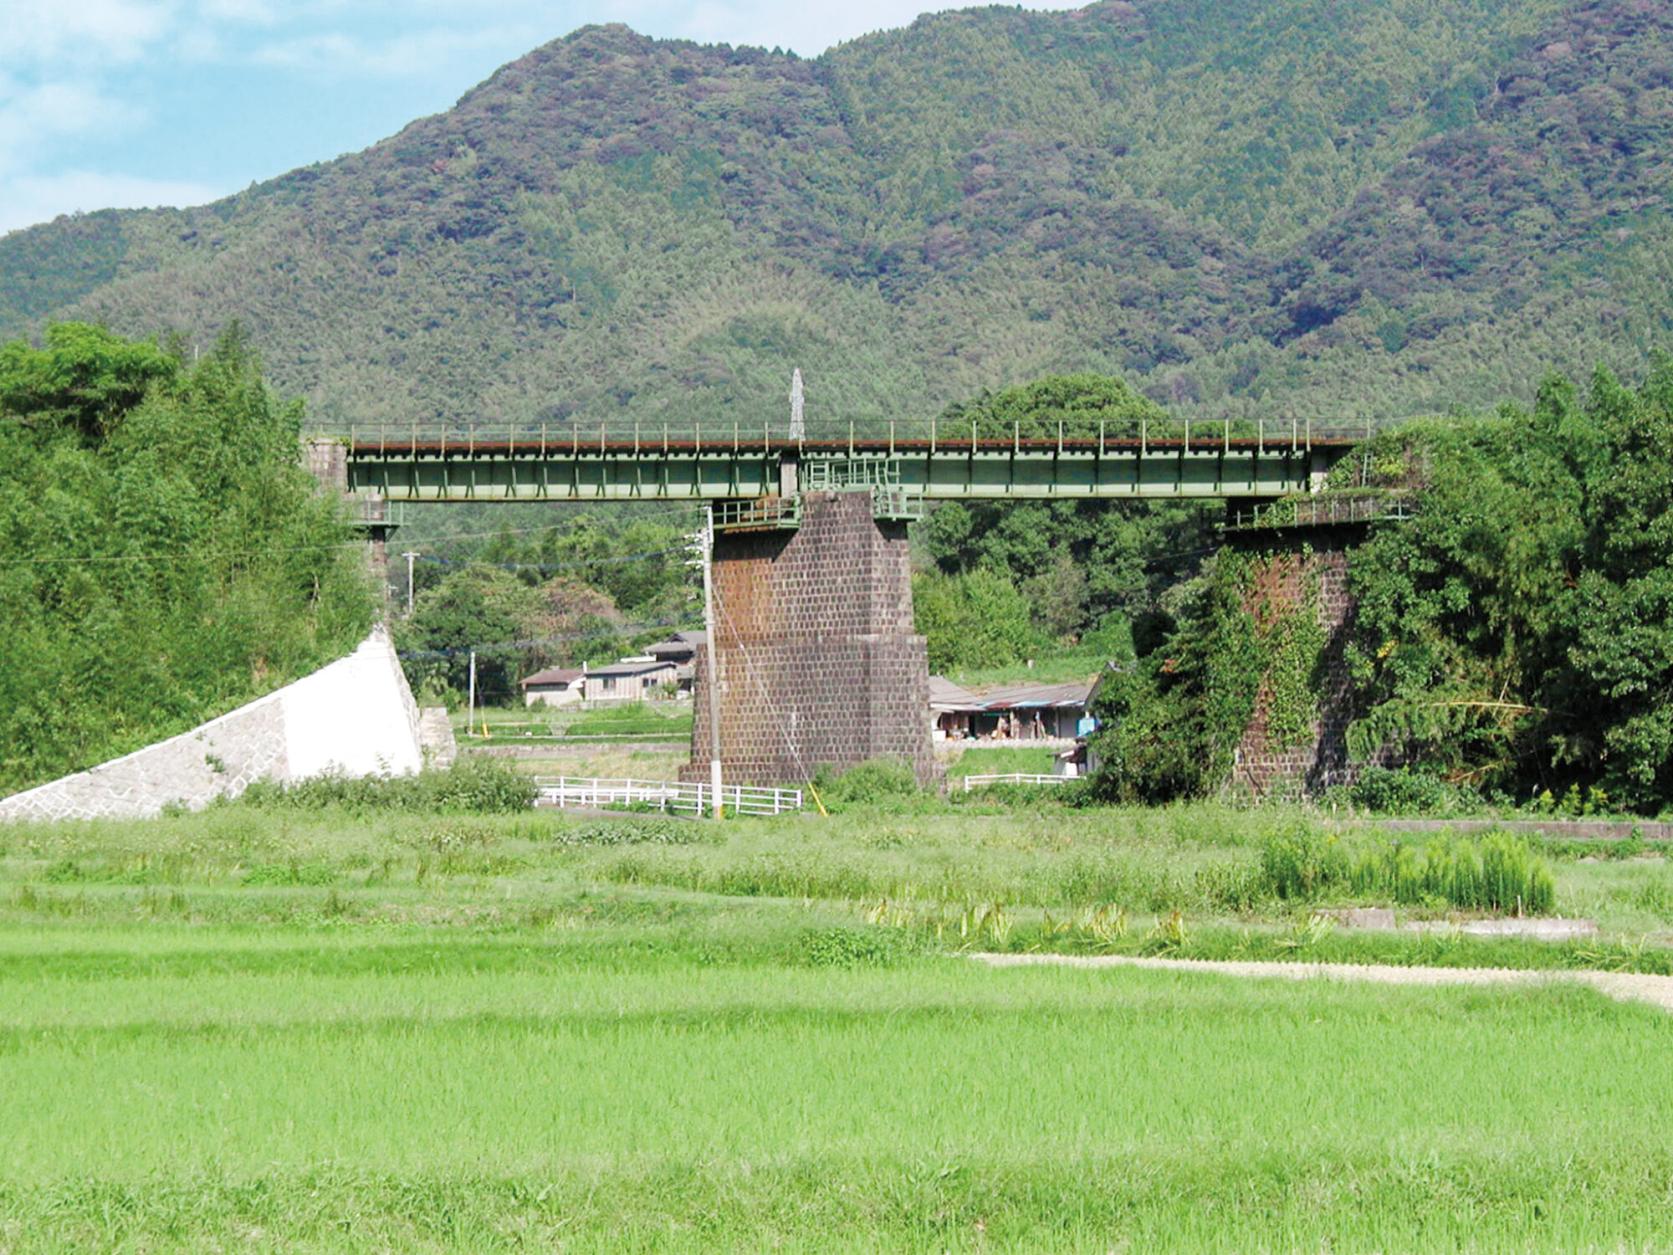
[1,0,1669,426]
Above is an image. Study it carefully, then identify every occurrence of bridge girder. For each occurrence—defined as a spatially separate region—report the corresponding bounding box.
[345,438,1351,503]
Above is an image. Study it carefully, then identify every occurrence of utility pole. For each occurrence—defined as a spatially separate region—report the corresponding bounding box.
[399,548,418,619]
[700,506,724,819]
[467,650,477,740]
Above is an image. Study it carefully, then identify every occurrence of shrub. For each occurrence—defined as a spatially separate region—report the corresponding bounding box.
[813,760,923,811]
[242,861,337,886]
[550,819,705,847]
[241,758,536,814]
[1258,821,1349,900]
[797,926,912,968]
[1342,767,1475,815]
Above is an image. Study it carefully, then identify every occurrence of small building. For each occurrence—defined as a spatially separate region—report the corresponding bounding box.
[929,676,984,741]
[644,631,706,692]
[584,657,680,702]
[928,677,1096,743]
[520,667,585,708]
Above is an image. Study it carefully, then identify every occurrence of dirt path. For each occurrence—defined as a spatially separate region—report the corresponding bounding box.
[973,952,1673,1013]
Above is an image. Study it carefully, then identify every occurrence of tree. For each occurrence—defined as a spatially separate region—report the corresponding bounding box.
[939,372,1167,439]
[0,322,179,442]
[912,566,1040,673]
[402,567,537,701]
[1082,357,1673,813]
[0,323,373,794]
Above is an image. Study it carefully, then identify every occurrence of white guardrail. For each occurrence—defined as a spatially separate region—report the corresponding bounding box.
[961,773,1068,792]
[533,776,804,817]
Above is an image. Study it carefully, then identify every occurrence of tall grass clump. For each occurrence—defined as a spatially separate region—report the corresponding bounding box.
[1258,821,1350,900]
[1348,832,1556,914]
[1333,766,1479,816]
[1262,826,1556,914]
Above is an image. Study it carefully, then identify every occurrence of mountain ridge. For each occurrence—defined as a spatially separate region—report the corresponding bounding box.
[1,0,1668,425]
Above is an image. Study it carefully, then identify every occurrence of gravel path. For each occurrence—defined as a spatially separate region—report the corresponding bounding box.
[973,952,1673,1013]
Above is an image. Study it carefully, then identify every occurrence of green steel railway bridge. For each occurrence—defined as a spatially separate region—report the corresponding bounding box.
[314,415,1384,791]
[330,416,1370,525]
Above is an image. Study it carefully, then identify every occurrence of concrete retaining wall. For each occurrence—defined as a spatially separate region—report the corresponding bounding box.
[0,627,424,823]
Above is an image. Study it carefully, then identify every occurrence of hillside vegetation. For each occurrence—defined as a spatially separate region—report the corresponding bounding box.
[0,0,1668,426]
[0,325,374,794]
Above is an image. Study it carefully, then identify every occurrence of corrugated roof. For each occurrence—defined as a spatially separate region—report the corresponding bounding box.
[929,677,1094,711]
[975,681,1094,709]
[520,667,584,688]
[588,659,679,678]
[928,675,983,710]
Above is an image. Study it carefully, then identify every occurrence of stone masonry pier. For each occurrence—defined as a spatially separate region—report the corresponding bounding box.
[686,491,938,789]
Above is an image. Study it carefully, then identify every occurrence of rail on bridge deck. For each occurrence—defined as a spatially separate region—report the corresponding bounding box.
[329,417,1372,503]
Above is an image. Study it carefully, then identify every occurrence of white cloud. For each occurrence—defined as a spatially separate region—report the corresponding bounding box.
[1,0,178,67]
[0,78,140,167]
[250,21,547,76]
[196,0,278,23]
[0,170,223,235]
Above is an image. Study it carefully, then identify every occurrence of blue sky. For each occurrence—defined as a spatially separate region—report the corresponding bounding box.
[0,0,1084,237]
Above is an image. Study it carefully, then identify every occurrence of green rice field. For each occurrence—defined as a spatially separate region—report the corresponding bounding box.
[2,798,1671,1250]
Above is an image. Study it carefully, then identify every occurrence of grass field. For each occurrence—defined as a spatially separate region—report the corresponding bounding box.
[3,799,1672,1250]
[945,744,1060,782]
[468,744,691,781]
[457,702,694,743]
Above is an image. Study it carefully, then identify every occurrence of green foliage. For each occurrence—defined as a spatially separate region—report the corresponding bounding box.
[940,372,1164,439]
[797,925,913,968]
[0,323,373,794]
[911,566,1041,672]
[1261,571,1325,751]
[1347,361,1673,811]
[239,758,536,814]
[393,506,698,703]
[918,379,1218,644]
[400,566,537,697]
[1258,822,1351,901]
[564,703,690,737]
[548,818,705,847]
[1339,767,1478,816]
[1087,552,1268,802]
[812,760,923,812]
[1260,827,1557,914]
[0,323,177,442]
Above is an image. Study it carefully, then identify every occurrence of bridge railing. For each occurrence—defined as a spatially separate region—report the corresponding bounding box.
[324,414,1380,455]
[712,496,802,532]
[1226,493,1415,531]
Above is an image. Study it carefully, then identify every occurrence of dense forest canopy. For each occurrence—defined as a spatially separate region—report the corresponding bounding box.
[0,0,1668,429]
[0,325,374,794]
